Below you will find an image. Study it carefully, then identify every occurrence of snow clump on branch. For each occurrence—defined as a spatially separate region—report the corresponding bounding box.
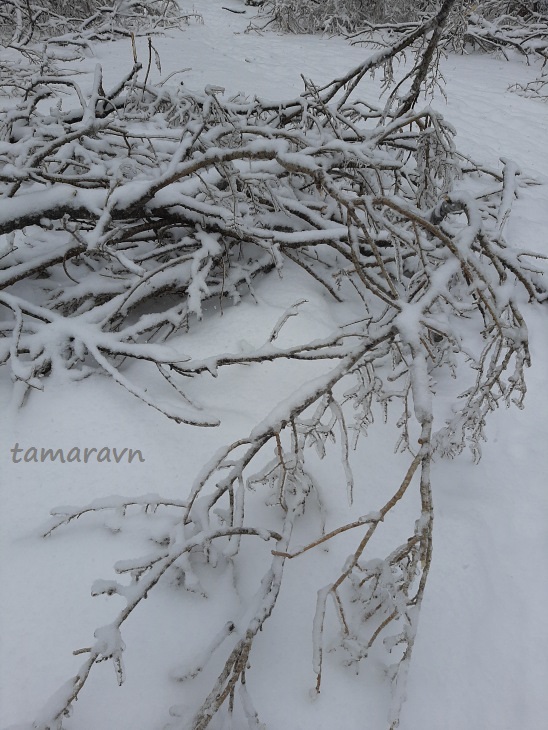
[1,9,545,729]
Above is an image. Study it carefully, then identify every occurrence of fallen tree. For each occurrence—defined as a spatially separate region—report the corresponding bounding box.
[1,1,545,728]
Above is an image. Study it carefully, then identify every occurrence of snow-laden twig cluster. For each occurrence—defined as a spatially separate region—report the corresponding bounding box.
[348,1,548,62]
[0,0,202,89]
[2,18,545,730]
[258,0,548,62]
[1,0,198,47]
[255,0,441,34]
[509,72,548,99]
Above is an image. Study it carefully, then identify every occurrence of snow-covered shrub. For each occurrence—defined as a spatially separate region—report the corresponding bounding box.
[0,0,195,46]
[258,0,548,63]
[1,6,544,729]
[0,1,201,105]
[259,0,437,33]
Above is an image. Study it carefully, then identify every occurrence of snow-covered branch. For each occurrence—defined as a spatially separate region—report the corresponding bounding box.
[3,28,543,730]
[258,1,548,64]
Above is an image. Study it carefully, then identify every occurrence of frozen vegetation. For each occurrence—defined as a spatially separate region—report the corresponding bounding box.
[0,2,547,729]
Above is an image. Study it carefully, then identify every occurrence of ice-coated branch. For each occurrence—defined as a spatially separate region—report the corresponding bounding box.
[4,22,543,730]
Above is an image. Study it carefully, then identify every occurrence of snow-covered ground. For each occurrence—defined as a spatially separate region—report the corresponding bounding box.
[1,2,548,729]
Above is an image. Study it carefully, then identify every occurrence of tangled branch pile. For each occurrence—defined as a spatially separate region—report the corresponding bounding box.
[1,0,193,44]
[2,5,545,730]
[258,0,548,60]
[257,0,436,33]
[0,0,201,103]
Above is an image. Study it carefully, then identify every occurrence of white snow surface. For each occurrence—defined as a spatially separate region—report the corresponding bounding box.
[1,2,548,729]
